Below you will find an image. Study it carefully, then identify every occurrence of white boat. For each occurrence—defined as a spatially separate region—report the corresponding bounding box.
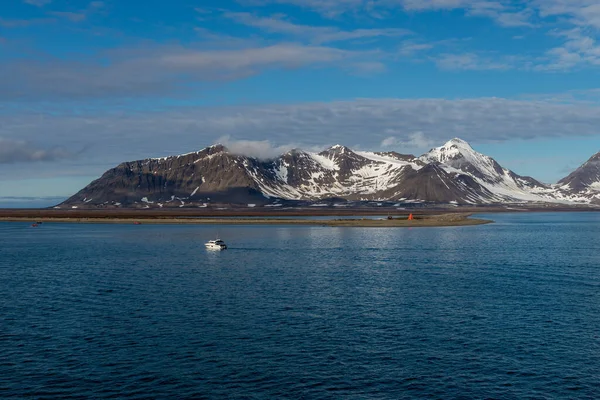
[205,239,227,250]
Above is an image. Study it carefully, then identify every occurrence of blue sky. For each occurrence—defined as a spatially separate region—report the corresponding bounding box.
[1,0,600,205]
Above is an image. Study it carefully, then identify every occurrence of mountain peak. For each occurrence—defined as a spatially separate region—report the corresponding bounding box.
[587,151,600,162]
[423,138,477,163]
[319,145,356,158]
[283,148,308,156]
[326,144,350,153]
[558,150,600,191]
[208,143,227,152]
[572,151,600,171]
[420,138,513,185]
[443,138,473,150]
[59,138,600,208]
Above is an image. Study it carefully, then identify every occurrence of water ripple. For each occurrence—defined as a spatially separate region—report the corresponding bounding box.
[1,214,600,398]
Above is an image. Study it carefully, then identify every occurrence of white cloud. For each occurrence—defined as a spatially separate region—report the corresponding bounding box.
[0,44,368,100]
[0,17,54,28]
[23,0,52,6]
[239,0,368,18]
[223,12,411,44]
[249,1,597,40]
[468,4,535,27]
[435,53,511,70]
[48,11,87,22]
[252,0,536,27]
[48,2,105,22]
[517,88,600,104]
[240,0,600,71]
[536,0,600,29]
[1,97,599,176]
[404,0,535,27]
[540,28,600,70]
[398,41,434,56]
[381,131,436,149]
[5,0,599,101]
[400,0,471,11]
[217,136,297,159]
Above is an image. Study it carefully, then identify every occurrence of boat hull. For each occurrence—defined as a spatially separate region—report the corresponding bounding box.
[205,244,227,250]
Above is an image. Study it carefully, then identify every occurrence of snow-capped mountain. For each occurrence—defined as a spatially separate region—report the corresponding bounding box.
[59,138,600,208]
[419,138,555,203]
[557,152,600,204]
[246,146,424,201]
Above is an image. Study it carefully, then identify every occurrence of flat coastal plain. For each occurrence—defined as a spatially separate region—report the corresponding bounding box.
[0,210,492,227]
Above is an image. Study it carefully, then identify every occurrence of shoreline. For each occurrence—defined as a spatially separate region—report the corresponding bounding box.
[0,213,493,227]
[0,205,596,219]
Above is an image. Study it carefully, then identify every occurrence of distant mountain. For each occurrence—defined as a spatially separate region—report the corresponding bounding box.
[61,145,268,208]
[419,138,554,203]
[557,152,600,204]
[58,138,600,208]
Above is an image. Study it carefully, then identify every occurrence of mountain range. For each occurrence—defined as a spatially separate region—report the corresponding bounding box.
[58,138,600,209]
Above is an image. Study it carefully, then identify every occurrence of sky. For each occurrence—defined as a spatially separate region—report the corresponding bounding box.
[1,0,600,206]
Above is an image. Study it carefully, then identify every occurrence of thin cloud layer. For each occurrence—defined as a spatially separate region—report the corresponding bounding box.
[1,97,599,165]
[0,137,72,164]
[254,0,598,29]
[2,0,599,104]
[435,53,511,70]
[0,44,365,100]
[217,136,298,159]
[2,0,599,196]
[222,12,412,44]
[248,0,600,70]
[23,0,53,6]
[381,132,436,149]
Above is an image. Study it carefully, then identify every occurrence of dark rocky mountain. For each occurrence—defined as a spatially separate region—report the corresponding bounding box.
[556,152,600,204]
[58,139,600,209]
[376,163,496,205]
[62,145,268,208]
[558,152,600,192]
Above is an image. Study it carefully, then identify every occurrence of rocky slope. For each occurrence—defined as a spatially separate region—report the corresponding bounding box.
[557,152,600,204]
[58,139,600,208]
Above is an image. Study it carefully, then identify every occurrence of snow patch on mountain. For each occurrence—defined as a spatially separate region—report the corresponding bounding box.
[355,151,422,169]
[242,139,598,204]
[419,138,577,203]
[421,138,505,183]
[308,152,339,170]
[61,137,600,208]
[274,163,289,183]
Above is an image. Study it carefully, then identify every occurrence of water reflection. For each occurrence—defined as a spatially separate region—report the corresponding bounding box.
[274,226,295,243]
[3,214,600,398]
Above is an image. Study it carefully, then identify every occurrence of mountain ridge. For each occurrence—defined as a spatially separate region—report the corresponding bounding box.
[59,139,600,208]
[558,152,600,193]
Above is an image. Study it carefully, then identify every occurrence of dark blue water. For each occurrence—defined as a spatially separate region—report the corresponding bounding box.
[2,212,600,399]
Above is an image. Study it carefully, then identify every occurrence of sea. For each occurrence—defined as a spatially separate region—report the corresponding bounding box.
[1,212,599,399]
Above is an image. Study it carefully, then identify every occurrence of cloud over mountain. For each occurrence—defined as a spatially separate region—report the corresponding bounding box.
[1,97,598,177]
[217,136,298,160]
